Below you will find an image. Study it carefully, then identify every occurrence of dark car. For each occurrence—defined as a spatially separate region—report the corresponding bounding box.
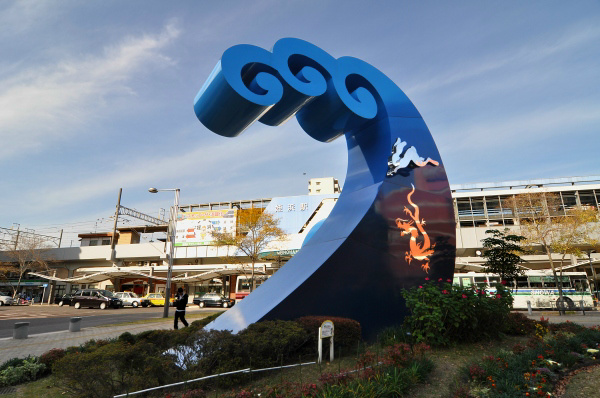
[193,293,235,308]
[55,293,75,307]
[70,289,122,309]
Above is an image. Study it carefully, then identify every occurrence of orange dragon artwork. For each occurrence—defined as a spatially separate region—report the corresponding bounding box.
[395,184,435,273]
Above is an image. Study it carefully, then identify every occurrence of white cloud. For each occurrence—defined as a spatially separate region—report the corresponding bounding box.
[406,23,600,95]
[438,102,600,155]
[0,20,181,160]
[0,1,58,37]
[22,121,331,214]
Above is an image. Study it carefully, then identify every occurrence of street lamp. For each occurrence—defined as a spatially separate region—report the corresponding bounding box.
[148,187,180,318]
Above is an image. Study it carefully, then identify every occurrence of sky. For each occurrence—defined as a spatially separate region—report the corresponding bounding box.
[1,0,599,245]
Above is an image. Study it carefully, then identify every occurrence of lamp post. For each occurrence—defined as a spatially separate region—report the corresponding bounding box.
[148,187,180,318]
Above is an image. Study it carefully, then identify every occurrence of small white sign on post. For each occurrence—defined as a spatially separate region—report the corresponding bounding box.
[318,320,334,363]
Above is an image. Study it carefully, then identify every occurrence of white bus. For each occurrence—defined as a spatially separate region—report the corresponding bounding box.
[453,271,593,310]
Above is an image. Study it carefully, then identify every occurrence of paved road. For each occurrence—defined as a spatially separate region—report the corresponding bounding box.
[0,304,219,338]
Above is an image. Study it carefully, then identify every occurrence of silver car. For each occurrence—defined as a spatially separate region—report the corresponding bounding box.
[0,292,14,306]
[114,292,142,308]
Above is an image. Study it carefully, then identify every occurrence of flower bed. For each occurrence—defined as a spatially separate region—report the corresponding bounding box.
[452,320,600,397]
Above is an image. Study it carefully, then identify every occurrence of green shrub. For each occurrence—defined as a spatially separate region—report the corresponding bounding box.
[0,357,46,387]
[39,348,66,370]
[117,331,136,344]
[402,279,513,346]
[549,320,587,334]
[238,320,309,368]
[503,312,537,336]
[0,357,28,372]
[53,340,177,398]
[294,316,361,352]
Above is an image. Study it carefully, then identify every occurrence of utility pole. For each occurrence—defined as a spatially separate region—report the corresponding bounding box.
[110,189,122,263]
[13,225,20,250]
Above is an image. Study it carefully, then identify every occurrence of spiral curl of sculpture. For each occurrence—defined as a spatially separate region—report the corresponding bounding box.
[193,38,411,143]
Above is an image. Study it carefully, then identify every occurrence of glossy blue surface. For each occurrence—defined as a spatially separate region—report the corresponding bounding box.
[194,38,456,339]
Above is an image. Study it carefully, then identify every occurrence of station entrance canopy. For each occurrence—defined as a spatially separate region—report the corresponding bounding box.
[29,264,267,285]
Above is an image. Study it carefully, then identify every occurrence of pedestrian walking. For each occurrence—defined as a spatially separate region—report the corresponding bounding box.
[174,287,189,329]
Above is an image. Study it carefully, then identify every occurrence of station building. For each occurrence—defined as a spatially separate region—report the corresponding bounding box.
[1,175,599,304]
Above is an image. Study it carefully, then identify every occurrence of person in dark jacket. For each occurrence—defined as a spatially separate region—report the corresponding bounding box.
[174,287,189,329]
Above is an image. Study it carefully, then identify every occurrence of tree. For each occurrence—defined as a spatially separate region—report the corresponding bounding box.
[552,206,600,296]
[505,192,600,307]
[481,228,527,282]
[212,209,286,292]
[0,232,53,299]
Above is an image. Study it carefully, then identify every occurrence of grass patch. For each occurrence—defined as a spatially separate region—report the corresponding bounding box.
[1,374,64,398]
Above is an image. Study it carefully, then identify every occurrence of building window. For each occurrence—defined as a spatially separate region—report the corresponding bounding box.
[89,240,98,246]
[579,190,598,208]
[560,192,577,213]
[102,239,110,245]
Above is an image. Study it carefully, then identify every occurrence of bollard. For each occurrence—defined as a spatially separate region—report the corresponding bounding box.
[13,322,30,339]
[69,317,82,332]
[527,300,533,316]
[580,300,586,316]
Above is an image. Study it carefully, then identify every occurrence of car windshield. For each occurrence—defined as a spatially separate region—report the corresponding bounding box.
[129,293,139,298]
[98,290,114,298]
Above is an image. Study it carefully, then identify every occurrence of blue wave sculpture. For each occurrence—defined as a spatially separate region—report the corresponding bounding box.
[194,38,456,339]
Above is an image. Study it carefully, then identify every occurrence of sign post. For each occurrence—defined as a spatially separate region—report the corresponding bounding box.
[318,320,334,363]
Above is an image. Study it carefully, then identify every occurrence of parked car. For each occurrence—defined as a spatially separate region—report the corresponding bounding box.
[140,293,175,307]
[114,292,142,307]
[193,293,235,308]
[55,293,75,307]
[70,289,123,309]
[0,292,13,306]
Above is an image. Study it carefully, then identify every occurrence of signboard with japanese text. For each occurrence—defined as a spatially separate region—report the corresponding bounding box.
[320,320,334,338]
[175,209,237,246]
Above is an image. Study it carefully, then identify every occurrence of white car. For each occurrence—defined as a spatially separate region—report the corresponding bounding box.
[0,292,14,306]
[114,292,142,308]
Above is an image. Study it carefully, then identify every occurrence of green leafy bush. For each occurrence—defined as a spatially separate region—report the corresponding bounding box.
[502,311,537,335]
[549,320,587,334]
[184,329,245,377]
[183,321,308,379]
[0,357,46,387]
[295,316,361,352]
[239,320,309,368]
[0,357,28,372]
[39,348,66,370]
[53,340,177,398]
[402,278,513,346]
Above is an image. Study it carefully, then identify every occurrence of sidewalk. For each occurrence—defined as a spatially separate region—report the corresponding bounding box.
[522,309,600,328]
[0,319,176,359]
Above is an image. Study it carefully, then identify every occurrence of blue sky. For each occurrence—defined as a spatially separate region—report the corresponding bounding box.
[1,0,599,244]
